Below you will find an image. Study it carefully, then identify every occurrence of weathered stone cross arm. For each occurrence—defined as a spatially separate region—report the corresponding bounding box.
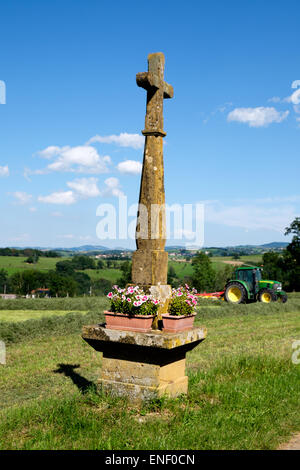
[136,52,173,137]
[136,72,174,99]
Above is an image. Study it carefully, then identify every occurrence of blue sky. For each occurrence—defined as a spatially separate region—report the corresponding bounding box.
[0,0,299,248]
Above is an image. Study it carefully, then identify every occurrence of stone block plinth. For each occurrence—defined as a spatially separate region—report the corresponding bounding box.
[82,324,207,403]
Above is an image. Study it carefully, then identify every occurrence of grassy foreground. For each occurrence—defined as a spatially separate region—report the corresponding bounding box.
[0,297,300,450]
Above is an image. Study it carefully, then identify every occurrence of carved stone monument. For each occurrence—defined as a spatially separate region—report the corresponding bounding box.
[82,53,207,403]
[132,52,173,289]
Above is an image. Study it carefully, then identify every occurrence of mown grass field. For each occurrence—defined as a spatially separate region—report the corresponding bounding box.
[0,294,299,450]
[0,310,88,323]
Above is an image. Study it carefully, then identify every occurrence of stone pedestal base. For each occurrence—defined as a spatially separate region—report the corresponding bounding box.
[82,325,207,403]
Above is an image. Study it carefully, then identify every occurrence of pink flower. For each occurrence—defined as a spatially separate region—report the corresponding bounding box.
[127,297,132,302]
[107,292,113,298]
[177,291,183,297]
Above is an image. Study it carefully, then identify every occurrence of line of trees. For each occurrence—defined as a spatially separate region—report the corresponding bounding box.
[0,268,112,297]
[0,248,60,258]
[0,256,133,297]
[262,218,300,291]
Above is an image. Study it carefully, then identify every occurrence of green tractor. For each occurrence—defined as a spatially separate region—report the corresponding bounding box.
[224,266,288,304]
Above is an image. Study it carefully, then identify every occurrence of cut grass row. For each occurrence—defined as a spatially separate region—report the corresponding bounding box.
[0,310,88,323]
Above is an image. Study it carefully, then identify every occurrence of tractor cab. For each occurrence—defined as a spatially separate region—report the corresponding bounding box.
[224,266,287,304]
[234,267,261,298]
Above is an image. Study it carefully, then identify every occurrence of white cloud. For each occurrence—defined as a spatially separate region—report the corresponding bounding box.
[38,177,101,205]
[13,191,33,205]
[291,80,300,89]
[29,207,37,212]
[284,88,300,105]
[36,146,68,159]
[0,165,9,177]
[268,96,281,103]
[87,133,144,149]
[101,177,124,198]
[204,200,296,232]
[34,145,111,175]
[67,177,100,198]
[227,107,289,127]
[116,160,142,175]
[38,191,77,205]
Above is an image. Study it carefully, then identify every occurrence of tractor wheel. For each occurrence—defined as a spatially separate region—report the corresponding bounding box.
[278,293,288,303]
[258,288,277,303]
[224,282,247,304]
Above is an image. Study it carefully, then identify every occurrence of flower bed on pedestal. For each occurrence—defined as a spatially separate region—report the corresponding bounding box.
[105,286,160,333]
[162,285,198,333]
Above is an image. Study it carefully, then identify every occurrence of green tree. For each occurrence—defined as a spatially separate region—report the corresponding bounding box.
[284,217,300,291]
[47,271,77,297]
[213,264,234,291]
[167,265,180,288]
[10,270,47,295]
[117,261,132,287]
[92,278,113,296]
[97,259,105,269]
[0,269,8,293]
[72,271,92,295]
[285,217,300,265]
[56,260,75,276]
[71,255,96,270]
[25,251,39,264]
[192,251,216,292]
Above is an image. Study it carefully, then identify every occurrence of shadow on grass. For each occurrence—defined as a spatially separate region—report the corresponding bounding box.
[54,363,97,394]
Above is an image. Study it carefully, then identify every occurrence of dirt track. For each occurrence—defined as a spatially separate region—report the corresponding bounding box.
[278,433,300,450]
[222,260,244,266]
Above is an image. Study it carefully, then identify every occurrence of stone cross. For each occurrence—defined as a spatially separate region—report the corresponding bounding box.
[132,52,173,288]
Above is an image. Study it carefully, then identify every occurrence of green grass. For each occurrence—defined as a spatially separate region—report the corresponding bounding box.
[0,310,88,322]
[0,297,299,449]
[83,267,121,282]
[0,296,110,311]
[168,260,193,279]
[210,254,263,272]
[0,256,62,275]
[0,254,122,283]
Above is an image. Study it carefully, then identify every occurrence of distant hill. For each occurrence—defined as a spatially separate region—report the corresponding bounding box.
[5,242,288,254]
[58,245,110,252]
[260,242,288,248]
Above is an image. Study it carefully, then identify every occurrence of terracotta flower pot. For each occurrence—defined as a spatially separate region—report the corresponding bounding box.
[104,311,155,333]
[162,313,196,333]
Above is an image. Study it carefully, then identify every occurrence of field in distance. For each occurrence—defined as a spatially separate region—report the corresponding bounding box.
[0,254,263,284]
